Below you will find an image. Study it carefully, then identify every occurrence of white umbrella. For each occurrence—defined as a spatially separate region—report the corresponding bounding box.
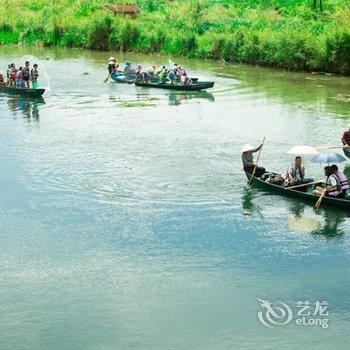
[287,145,319,156]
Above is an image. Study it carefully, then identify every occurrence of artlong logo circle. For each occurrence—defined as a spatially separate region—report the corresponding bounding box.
[257,298,293,328]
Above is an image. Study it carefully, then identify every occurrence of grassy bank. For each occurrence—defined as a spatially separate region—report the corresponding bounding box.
[0,0,349,74]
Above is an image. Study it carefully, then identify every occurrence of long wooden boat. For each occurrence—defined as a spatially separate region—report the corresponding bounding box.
[0,86,45,97]
[112,72,199,85]
[343,146,350,159]
[135,81,214,91]
[245,171,350,210]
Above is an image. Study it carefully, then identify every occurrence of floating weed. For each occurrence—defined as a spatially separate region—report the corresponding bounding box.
[332,94,350,103]
[117,99,158,108]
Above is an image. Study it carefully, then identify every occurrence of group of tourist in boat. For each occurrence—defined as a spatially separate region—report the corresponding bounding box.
[242,140,350,200]
[0,61,40,89]
[106,57,192,85]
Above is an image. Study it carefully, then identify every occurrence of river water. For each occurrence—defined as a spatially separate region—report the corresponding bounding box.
[0,47,350,350]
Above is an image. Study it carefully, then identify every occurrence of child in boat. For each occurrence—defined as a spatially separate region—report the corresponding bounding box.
[22,61,30,88]
[16,67,23,88]
[30,64,39,88]
[0,71,6,86]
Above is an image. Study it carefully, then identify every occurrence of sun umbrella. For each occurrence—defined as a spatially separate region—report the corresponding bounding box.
[311,152,347,164]
[287,145,319,156]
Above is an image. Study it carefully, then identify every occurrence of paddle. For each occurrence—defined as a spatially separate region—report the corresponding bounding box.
[286,180,325,190]
[248,137,266,186]
[103,74,110,83]
[315,189,326,210]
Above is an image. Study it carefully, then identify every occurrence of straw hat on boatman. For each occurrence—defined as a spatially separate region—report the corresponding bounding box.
[107,57,118,74]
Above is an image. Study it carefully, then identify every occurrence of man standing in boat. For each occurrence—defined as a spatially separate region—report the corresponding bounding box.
[241,143,265,177]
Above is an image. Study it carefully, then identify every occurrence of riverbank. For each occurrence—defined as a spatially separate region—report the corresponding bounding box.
[0,0,349,74]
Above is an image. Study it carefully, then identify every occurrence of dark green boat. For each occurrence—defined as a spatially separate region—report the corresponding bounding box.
[0,86,45,97]
[343,146,350,159]
[135,81,214,91]
[112,72,199,85]
[245,171,350,210]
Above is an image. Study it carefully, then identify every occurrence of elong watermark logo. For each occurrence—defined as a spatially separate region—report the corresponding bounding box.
[257,298,329,329]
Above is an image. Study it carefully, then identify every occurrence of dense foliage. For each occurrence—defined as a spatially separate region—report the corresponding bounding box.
[0,0,349,74]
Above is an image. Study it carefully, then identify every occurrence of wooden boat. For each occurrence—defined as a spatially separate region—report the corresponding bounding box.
[112,72,199,85]
[135,81,214,91]
[0,86,45,97]
[343,146,350,159]
[245,171,350,210]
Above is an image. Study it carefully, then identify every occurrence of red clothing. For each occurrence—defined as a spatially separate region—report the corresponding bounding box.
[342,131,350,146]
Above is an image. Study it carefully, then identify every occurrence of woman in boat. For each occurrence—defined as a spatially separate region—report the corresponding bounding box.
[157,67,167,83]
[241,143,265,178]
[22,61,30,88]
[16,67,23,88]
[6,64,12,86]
[134,65,150,83]
[9,63,17,87]
[0,71,6,86]
[30,64,39,89]
[314,166,348,199]
[147,64,156,77]
[124,61,134,76]
[331,165,349,197]
[167,68,176,84]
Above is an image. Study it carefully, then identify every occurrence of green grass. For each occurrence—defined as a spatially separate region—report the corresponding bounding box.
[0,0,349,74]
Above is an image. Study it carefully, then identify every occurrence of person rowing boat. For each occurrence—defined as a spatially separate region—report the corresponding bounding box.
[241,143,265,178]
[313,165,350,199]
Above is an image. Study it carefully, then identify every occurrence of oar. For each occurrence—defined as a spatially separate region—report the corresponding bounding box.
[248,137,266,186]
[287,180,325,190]
[103,74,110,83]
[315,189,326,210]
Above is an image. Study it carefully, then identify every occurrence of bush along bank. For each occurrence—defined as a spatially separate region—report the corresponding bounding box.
[0,0,349,75]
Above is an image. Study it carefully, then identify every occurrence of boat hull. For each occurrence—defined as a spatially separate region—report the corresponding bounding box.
[0,86,45,97]
[245,171,350,210]
[135,81,214,91]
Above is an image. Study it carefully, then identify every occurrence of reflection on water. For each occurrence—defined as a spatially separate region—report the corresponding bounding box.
[168,91,215,106]
[311,209,346,238]
[287,201,346,238]
[7,96,45,121]
[241,187,264,218]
